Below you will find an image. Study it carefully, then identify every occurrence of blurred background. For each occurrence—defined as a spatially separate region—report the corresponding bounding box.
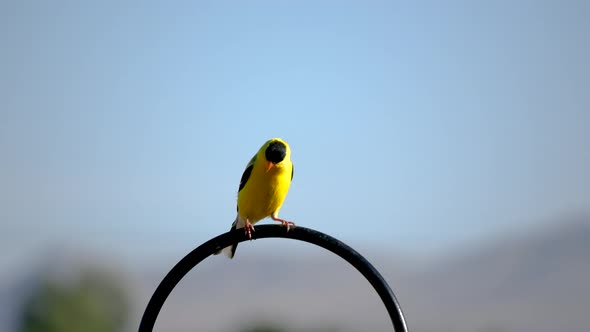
[2,1,589,331]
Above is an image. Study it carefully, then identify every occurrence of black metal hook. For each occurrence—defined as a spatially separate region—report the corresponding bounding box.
[139,224,409,331]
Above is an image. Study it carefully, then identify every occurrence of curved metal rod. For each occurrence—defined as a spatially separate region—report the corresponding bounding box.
[138,224,409,331]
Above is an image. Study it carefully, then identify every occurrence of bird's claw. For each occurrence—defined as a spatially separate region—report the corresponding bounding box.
[274,218,296,232]
[244,220,255,240]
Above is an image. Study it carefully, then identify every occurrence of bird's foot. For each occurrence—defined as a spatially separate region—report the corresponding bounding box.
[272,217,296,232]
[244,219,255,240]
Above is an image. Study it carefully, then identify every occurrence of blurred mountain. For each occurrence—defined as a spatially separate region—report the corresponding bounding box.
[137,218,590,332]
[404,217,590,332]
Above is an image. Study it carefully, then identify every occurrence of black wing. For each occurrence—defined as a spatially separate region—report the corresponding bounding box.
[238,164,253,192]
[291,163,294,181]
[238,155,256,192]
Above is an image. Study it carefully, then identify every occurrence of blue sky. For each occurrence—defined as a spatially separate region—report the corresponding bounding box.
[1,1,589,267]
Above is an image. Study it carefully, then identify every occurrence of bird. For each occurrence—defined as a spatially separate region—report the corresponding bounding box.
[216,138,295,259]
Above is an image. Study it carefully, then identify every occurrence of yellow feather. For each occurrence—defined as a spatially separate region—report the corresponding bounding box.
[237,138,293,223]
[218,137,294,258]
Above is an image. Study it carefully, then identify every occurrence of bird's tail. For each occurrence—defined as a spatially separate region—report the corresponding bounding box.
[215,214,245,259]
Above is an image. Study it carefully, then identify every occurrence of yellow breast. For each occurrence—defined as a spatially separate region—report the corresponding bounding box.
[237,161,292,223]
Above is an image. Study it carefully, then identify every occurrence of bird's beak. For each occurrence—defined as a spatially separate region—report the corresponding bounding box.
[265,161,275,172]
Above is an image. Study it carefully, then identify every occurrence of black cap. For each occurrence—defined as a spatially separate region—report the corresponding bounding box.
[265,141,287,164]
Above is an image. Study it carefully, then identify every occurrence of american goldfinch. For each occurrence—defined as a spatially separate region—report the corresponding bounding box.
[216,138,295,259]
